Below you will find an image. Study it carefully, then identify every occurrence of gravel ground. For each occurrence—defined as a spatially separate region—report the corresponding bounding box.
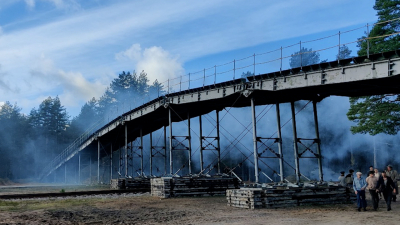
[1,185,400,224]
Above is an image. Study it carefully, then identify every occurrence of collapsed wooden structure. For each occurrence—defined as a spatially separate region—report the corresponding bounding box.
[151,176,240,198]
[110,177,150,192]
[226,185,356,209]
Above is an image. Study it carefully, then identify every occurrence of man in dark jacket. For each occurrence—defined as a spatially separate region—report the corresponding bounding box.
[378,170,397,211]
[386,165,398,202]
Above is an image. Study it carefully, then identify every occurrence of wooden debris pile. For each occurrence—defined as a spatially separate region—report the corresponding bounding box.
[110,177,150,192]
[226,185,356,209]
[151,176,240,198]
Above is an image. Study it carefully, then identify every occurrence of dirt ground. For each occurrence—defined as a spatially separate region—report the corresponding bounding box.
[1,185,400,225]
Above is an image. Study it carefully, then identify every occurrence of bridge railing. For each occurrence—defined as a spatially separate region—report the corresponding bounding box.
[40,18,400,180]
[157,18,400,97]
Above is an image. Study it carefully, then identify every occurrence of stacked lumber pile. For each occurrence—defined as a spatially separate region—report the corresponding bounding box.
[151,177,172,198]
[110,177,150,192]
[151,176,240,198]
[227,185,356,209]
[110,179,123,190]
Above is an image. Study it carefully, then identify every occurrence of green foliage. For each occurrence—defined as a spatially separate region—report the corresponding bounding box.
[69,70,164,139]
[347,95,400,135]
[60,189,65,193]
[289,47,320,68]
[347,0,400,135]
[357,0,400,56]
[0,102,29,179]
[97,70,156,119]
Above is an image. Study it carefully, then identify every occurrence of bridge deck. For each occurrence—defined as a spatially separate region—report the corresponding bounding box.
[42,50,400,178]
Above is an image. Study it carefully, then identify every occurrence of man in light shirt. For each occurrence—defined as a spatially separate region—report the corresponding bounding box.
[353,171,367,212]
[366,171,379,210]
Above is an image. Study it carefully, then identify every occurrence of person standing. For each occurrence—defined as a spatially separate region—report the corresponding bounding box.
[367,166,374,176]
[345,169,354,187]
[379,170,397,211]
[387,165,398,202]
[338,171,346,186]
[375,168,383,199]
[366,171,379,210]
[353,171,367,212]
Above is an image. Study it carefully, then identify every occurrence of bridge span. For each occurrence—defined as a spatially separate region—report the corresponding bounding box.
[41,50,400,183]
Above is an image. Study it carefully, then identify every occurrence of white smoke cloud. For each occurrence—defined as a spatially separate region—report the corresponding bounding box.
[116,44,184,84]
[29,55,107,108]
[115,43,142,62]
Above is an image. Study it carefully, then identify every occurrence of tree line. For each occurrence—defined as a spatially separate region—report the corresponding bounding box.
[0,71,164,180]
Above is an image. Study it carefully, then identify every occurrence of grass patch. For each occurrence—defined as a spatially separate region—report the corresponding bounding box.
[0,201,20,211]
[0,197,111,212]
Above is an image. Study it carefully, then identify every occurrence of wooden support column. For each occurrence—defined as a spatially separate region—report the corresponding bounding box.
[199,115,204,172]
[290,101,301,184]
[187,112,192,174]
[276,103,284,182]
[216,110,221,174]
[97,140,100,183]
[125,123,128,177]
[251,97,259,183]
[110,143,113,180]
[164,126,167,175]
[169,107,173,174]
[78,152,81,183]
[313,101,323,182]
[150,132,153,176]
[140,128,144,176]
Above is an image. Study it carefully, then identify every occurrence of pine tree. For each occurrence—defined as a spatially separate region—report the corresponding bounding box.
[289,47,321,68]
[357,0,400,56]
[70,97,100,136]
[337,45,353,60]
[347,0,400,135]
[148,79,165,100]
[0,102,29,179]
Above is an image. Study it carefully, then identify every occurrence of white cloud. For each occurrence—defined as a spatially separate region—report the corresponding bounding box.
[29,55,106,109]
[23,0,80,10]
[45,0,80,11]
[24,0,35,9]
[0,64,13,94]
[116,44,184,84]
[115,44,142,62]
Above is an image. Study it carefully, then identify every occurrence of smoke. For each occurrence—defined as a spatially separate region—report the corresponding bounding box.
[0,64,13,94]
[29,54,107,109]
[116,44,184,83]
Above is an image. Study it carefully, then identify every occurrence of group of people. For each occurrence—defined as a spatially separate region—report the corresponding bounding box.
[338,165,398,212]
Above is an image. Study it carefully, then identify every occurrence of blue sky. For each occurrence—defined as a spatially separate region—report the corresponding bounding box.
[0,0,377,116]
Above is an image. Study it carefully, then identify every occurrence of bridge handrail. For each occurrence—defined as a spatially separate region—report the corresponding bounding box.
[155,18,400,97]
